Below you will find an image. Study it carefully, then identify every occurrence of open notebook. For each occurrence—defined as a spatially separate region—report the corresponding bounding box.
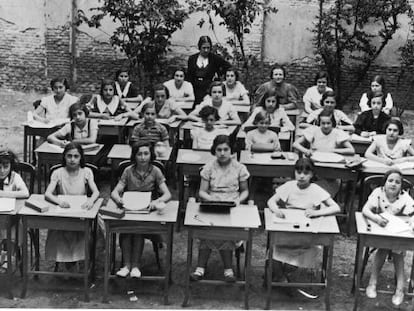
[123,191,152,214]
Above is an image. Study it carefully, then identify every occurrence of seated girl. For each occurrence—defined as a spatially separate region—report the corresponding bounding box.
[0,149,29,199]
[354,92,391,138]
[163,69,195,106]
[293,108,355,157]
[223,68,250,106]
[267,158,340,282]
[190,135,249,282]
[111,142,171,278]
[191,106,228,150]
[365,119,414,166]
[114,68,143,105]
[362,169,414,307]
[33,77,78,123]
[129,102,170,147]
[87,79,138,120]
[303,71,333,114]
[45,143,99,270]
[243,89,294,131]
[0,149,30,271]
[47,102,98,147]
[135,84,187,122]
[189,81,241,125]
[246,111,281,152]
[303,91,354,132]
[359,75,393,115]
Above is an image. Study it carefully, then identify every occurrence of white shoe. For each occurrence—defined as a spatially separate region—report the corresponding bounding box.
[130,267,141,278]
[366,284,377,298]
[392,289,404,306]
[116,266,130,277]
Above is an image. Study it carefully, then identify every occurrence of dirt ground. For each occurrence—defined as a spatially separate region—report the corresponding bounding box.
[1,88,414,310]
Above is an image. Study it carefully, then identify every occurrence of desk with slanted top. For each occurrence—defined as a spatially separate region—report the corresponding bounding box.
[20,195,102,301]
[101,200,178,304]
[264,208,339,310]
[182,202,261,309]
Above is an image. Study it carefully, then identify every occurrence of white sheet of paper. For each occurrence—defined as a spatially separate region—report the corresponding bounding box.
[272,209,309,225]
[351,134,372,143]
[48,143,64,153]
[0,198,16,212]
[381,212,412,234]
[123,192,151,211]
[181,153,202,162]
[362,159,388,168]
[394,162,414,171]
[55,195,87,214]
[311,151,344,163]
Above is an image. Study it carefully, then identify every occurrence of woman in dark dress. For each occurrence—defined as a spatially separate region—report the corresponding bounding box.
[187,36,231,106]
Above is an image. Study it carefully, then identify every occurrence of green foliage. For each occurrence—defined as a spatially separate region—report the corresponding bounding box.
[77,0,188,79]
[312,0,411,104]
[188,0,277,68]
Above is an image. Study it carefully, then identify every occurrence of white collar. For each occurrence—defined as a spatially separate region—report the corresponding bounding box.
[97,95,119,115]
[196,54,209,68]
[115,81,131,98]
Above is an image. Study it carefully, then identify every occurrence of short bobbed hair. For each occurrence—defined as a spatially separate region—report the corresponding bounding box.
[130,142,156,163]
[62,142,85,168]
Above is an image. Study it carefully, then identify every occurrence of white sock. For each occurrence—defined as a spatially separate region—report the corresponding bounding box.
[194,267,205,275]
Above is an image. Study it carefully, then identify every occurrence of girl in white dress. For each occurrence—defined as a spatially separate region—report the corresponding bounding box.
[33,77,78,123]
[45,143,99,270]
[303,71,333,114]
[364,119,414,165]
[359,75,393,114]
[223,68,250,106]
[267,158,340,280]
[362,169,414,306]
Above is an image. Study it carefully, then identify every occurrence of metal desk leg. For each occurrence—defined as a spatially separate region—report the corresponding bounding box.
[103,223,111,303]
[182,230,193,307]
[91,218,97,282]
[346,180,357,236]
[21,217,28,298]
[84,221,90,302]
[244,231,252,310]
[266,233,273,310]
[325,240,334,311]
[353,237,364,311]
[164,225,173,305]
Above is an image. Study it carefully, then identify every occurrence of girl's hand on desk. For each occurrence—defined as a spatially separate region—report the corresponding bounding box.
[375,215,388,227]
[101,114,111,120]
[361,131,370,138]
[273,209,285,219]
[305,209,318,218]
[81,199,94,210]
[303,149,313,157]
[167,116,177,123]
[116,198,124,207]
[59,201,70,209]
[114,115,123,121]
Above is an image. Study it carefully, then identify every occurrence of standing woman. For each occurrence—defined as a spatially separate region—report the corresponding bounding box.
[302,71,333,114]
[254,64,299,110]
[187,36,231,106]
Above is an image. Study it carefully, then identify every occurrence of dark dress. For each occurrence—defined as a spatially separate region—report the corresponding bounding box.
[187,53,231,105]
[354,110,391,135]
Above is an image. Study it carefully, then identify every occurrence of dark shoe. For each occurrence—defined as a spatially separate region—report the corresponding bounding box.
[190,271,203,281]
[224,274,236,283]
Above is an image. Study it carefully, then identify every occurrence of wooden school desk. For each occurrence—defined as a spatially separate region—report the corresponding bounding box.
[19,195,103,301]
[23,119,69,163]
[180,121,239,148]
[101,200,178,304]
[35,142,104,193]
[264,208,339,310]
[0,198,25,299]
[353,212,414,311]
[97,118,128,143]
[182,202,261,309]
[107,144,173,189]
[176,149,215,209]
